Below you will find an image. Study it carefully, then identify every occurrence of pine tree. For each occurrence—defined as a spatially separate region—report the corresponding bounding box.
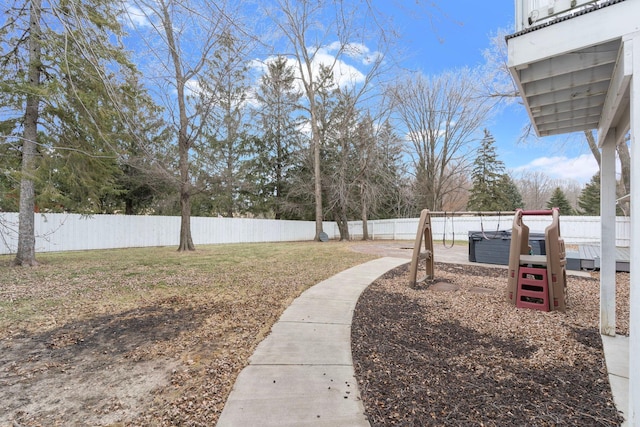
[500,174,524,211]
[578,173,601,215]
[249,56,303,219]
[547,187,576,215]
[323,80,357,241]
[373,120,411,218]
[198,30,252,218]
[467,129,509,211]
[1,0,155,264]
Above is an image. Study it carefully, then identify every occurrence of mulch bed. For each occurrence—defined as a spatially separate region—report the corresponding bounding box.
[352,262,627,426]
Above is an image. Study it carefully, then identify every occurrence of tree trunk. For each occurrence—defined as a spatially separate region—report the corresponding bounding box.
[361,184,369,240]
[177,124,194,250]
[161,1,195,251]
[311,102,324,240]
[13,0,42,267]
[335,208,349,241]
[125,198,134,215]
[584,130,601,167]
[617,135,631,214]
[178,180,195,251]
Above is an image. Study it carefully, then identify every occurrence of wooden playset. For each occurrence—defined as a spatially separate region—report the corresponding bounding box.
[506,208,568,312]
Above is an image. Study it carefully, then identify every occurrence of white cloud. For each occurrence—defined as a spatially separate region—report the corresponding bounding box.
[185,79,203,97]
[513,154,599,183]
[313,47,366,88]
[122,2,154,28]
[253,41,377,93]
[325,41,383,65]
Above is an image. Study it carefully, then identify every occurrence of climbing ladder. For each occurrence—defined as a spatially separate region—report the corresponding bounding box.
[507,208,568,312]
[408,209,434,287]
[516,266,549,311]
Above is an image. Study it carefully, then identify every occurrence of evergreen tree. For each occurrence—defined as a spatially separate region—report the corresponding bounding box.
[578,173,601,215]
[198,30,253,218]
[547,187,576,215]
[249,56,303,219]
[1,0,156,263]
[500,174,524,211]
[467,129,509,211]
[318,71,354,240]
[373,120,412,218]
[112,76,175,216]
[284,65,340,222]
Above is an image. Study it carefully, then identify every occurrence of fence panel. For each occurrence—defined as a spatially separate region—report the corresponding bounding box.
[0,213,630,255]
[359,215,630,247]
[0,213,318,255]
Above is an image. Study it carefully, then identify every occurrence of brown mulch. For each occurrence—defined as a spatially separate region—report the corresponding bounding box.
[352,262,629,426]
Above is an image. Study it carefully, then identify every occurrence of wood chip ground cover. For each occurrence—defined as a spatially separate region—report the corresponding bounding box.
[351,262,629,426]
[0,242,376,426]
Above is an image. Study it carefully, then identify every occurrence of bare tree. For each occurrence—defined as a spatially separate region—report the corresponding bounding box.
[617,135,631,214]
[441,170,471,211]
[263,0,388,240]
[482,28,520,104]
[128,0,232,251]
[390,69,493,211]
[555,179,582,212]
[515,170,555,210]
[583,130,601,166]
[583,129,630,213]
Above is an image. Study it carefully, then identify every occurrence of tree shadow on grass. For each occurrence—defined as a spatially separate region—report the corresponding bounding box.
[0,299,214,426]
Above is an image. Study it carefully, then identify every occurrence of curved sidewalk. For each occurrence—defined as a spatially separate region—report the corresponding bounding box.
[216,257,408,427]
[217,244,628,425]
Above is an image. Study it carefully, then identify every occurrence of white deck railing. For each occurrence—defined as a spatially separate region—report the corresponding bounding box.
[515,0,603,32]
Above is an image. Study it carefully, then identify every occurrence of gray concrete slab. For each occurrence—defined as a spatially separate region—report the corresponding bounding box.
[279,298,357,324]
[249,322,353,365]
[217,365,367,427]
[602,334,630,425]
[217,257,408,427]
[299,280,371,302]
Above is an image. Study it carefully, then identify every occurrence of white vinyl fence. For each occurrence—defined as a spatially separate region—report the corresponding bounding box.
[341,214,630,246]
[0,213,328,255]
[0,212,630,255]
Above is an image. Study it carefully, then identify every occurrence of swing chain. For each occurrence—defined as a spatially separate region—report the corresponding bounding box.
[442,211,455,249]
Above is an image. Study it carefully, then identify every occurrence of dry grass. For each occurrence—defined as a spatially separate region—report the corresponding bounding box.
[0,242,376,426]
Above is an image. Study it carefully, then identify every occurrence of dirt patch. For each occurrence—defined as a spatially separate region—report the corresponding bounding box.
[0,300,205,425]
[0,243,377,426]
[428,281,460,292]
[352,262,629,426]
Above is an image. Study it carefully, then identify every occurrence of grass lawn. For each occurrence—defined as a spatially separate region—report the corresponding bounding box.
[0,241,377,426]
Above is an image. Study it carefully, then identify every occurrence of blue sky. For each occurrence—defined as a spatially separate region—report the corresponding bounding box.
[122,0,600,185]
[380,0,599,185]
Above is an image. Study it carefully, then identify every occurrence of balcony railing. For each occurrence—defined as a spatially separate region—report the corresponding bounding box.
[515,0,604,32]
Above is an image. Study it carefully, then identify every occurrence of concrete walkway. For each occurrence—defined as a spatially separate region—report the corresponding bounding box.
[216,257,408,426]
[217,244,629,425]
[602,334,630,426]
